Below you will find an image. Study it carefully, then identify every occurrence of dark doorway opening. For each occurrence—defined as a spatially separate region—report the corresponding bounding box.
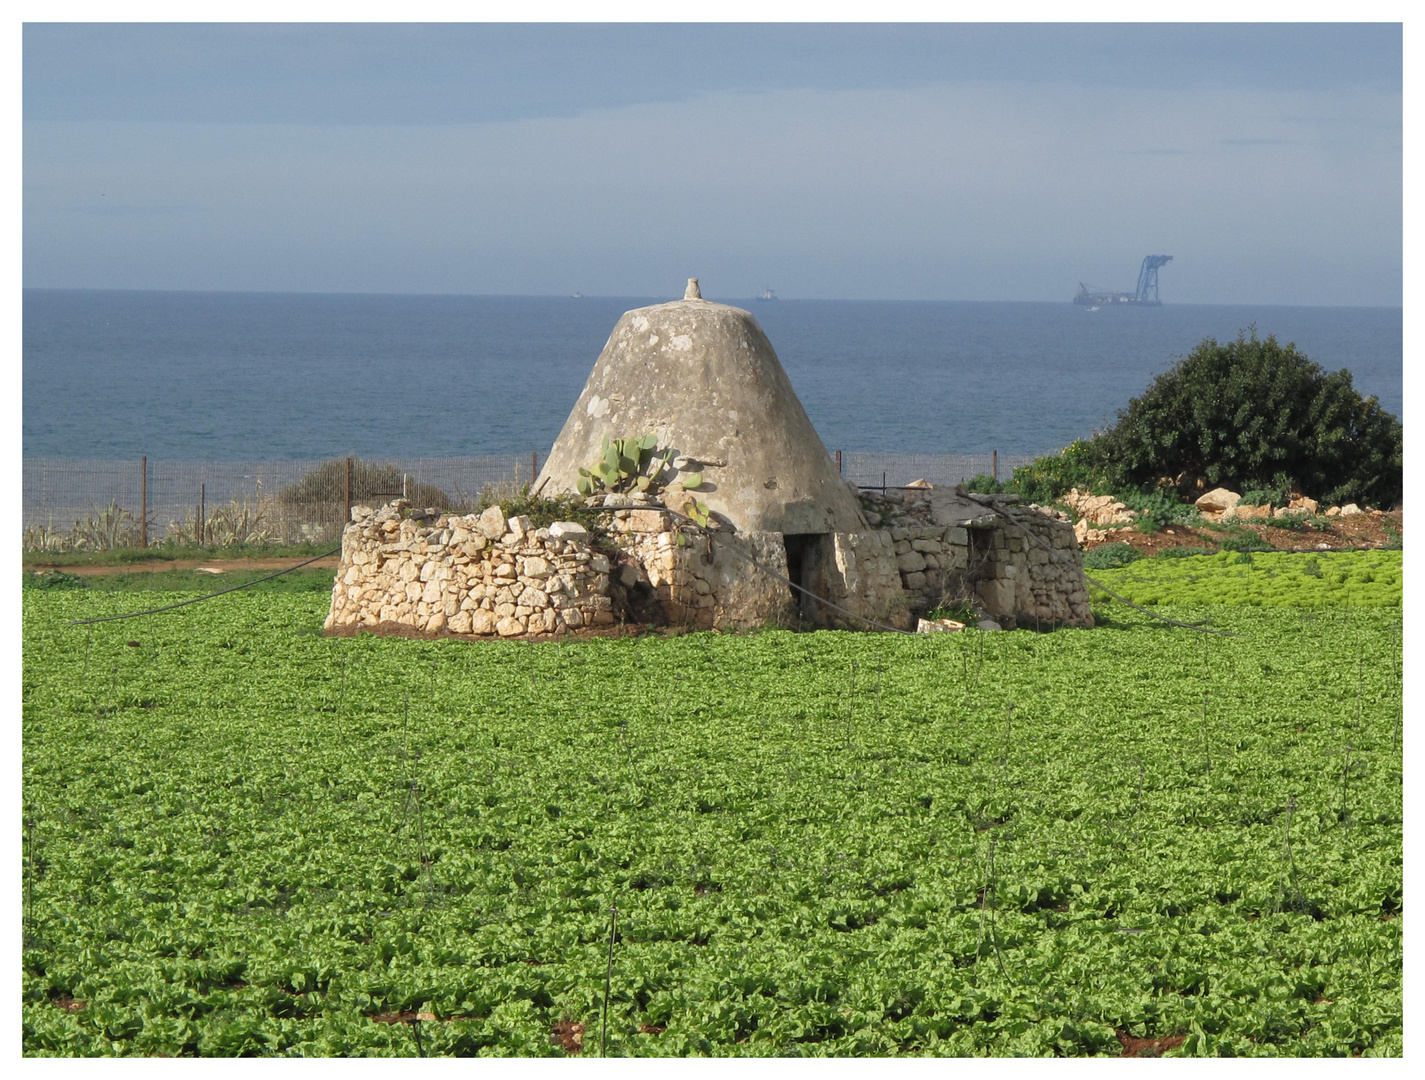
[783,533,835,627]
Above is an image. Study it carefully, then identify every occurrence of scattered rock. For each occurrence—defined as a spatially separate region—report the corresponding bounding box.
[1194,487,1241,514]
[917,617,966,633]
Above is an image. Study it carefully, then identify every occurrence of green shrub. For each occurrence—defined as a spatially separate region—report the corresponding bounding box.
[1238,488,1286,508]
[1081,542,1143,570]
[1089,329,1402,508]
[962,473,1003,495]
[1156,545,1216,559]
[23,570,88,590]
[279,458,450,511]
[1006,440,1114,505]
[1218,528,1273,554]
[1116,488,1184,533]
[480,488,605,533]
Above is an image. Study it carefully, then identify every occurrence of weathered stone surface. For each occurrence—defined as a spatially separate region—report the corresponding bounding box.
[1195,487,1241,514]
[1224,503,1271,521]
[548,521,588,539]
[896,550,926,573]
[533,291,865,535]
[623,509,670,533]
[477,505,507,539]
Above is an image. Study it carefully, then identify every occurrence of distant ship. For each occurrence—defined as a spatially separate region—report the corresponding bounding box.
[571,292,584,299]
[1073,255,1172,307]
[756,287,778,301]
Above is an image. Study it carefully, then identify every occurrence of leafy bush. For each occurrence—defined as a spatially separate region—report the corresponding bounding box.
[479,487,605,533]
[23,570,87,590]
[1081,542,1143,570]
[1090,329,1402,508]
[962,473,1003,495]
[1006,440,1114,506]
[1217,527,1274,554]
[1238,488,1286,509]
[279,458,450,511]
[1116,489,1184,534]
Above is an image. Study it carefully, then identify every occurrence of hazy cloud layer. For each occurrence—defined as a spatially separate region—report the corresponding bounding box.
[23,24,1401,304]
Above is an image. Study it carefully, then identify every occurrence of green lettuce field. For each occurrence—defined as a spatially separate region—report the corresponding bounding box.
[21,552,1403,1056]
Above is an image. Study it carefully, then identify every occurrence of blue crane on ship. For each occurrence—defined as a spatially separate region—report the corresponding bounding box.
[1074,255,1173,306]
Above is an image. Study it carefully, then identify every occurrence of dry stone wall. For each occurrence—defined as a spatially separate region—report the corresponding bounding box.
[326,484,1094,639]
[858,488,1093,628]
[325,502,615,637]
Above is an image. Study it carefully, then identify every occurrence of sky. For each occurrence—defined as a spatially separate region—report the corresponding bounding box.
[20,17,1404,305]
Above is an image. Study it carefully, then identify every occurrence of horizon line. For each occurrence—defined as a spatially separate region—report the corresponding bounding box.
[20,286,1404,311]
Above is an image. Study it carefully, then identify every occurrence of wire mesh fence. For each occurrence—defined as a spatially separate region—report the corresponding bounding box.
[836,451,1040,492]
[22,450,1044,551]
[22,455,538,551]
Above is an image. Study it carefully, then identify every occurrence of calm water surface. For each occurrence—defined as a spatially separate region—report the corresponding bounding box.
[23,290,1402,460]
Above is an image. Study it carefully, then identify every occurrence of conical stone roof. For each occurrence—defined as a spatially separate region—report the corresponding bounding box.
[536,279,865,535]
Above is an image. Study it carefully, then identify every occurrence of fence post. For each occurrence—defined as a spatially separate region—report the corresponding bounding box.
[345,457,353,524]
[140,456,148,549]
[531,451,538,488]
[993,450,998,484]
[199,482,205,546]
[836,449,842,474]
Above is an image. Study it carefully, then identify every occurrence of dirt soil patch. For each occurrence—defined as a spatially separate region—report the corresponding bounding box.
[1115,1029,1186,1057]
[23,556,342,577]
[1083,510,1402,557]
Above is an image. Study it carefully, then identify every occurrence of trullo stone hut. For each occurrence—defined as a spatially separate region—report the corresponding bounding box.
[324,279,1094,637]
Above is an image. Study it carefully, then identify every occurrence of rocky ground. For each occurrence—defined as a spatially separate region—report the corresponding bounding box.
[1080,507,1402,557]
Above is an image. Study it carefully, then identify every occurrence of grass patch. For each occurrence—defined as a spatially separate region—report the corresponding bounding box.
[24,540,335,568]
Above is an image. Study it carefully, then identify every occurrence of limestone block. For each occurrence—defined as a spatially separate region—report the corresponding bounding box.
[903,570,927,590]
[1195,488,1241,514]
[562,607,584,628]
[891,527,910,542]
[549,521,589,540]
[911,538,942,553]
[622,509,669,533]
[426,611,447,633]
[896,551,927,573]
[589,554,611,573]
[496,616,526,637]
[521,556,551,578]
[518,586,550,609]
[399,560,419,582]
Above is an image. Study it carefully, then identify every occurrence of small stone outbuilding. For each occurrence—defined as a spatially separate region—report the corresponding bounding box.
[325,280,1094,637]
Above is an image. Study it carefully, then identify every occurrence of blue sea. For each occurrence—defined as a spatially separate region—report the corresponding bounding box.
[22,289,1402,461]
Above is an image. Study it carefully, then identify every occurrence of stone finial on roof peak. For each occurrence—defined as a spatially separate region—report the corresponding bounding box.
[684,277,702,300]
